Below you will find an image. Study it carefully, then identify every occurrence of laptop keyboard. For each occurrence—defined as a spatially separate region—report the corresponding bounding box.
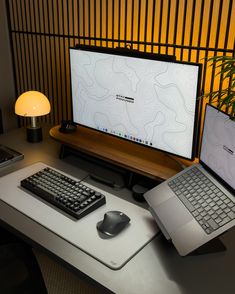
[168,166,235,234]
[0,145,24,167]
[0,148,14,163]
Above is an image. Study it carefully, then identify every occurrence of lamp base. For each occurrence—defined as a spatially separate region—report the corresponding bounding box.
[26,126,42,143]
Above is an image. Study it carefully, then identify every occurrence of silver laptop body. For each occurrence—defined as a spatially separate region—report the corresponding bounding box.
[144,104,235,256]
[0,144,24,168]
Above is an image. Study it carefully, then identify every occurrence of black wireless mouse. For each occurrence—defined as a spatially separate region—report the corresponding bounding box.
[97,211,130,238]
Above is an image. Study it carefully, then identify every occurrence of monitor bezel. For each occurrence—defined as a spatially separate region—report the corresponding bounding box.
[69,45,202,161]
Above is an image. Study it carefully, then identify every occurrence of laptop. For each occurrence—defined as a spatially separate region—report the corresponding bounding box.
[0,144,24,168]
[144,104,235,256]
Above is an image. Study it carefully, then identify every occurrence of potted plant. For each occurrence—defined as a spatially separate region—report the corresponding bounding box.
[203,55,235,119]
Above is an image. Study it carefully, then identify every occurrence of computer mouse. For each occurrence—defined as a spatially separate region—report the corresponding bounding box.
[96,211,130,238]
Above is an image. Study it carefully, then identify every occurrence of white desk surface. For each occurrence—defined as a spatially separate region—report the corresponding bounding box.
[1,126,235,294]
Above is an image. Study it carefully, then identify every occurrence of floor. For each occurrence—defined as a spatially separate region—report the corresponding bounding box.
[34,249,104,294]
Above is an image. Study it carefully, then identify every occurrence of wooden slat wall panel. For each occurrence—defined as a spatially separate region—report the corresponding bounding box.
[6,0,235,125]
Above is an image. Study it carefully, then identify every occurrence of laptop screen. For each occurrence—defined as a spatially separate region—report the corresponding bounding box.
[200,104,235,193]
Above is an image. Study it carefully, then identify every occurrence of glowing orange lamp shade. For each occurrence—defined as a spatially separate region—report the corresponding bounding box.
[15,91,50,142]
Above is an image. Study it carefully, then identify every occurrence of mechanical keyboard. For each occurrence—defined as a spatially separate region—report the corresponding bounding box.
[21,167,106,219]
[168,166,235,234]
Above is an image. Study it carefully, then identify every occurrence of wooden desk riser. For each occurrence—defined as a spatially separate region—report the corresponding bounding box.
[50,125,195,181]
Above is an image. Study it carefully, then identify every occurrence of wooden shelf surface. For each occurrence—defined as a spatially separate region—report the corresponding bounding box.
[50,125,195,181]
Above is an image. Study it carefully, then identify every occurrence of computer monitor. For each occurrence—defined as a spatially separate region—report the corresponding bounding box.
[69,45,202,160]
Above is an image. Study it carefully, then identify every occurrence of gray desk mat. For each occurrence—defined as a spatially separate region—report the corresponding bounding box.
[0,162,159,270]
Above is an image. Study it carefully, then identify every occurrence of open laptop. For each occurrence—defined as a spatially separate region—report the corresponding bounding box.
[144,104,235,256]
[0,144,24,168]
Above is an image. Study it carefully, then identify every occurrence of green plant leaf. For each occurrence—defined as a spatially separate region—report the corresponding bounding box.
[202,55,235,118]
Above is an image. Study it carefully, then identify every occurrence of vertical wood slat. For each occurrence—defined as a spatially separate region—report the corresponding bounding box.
[158,0,163,54]
[188,0,196,62]
[172,0,179,57]
[150,0,156,53]
[196,0,205,63]
[137,0,141,51]
[6,0,235,125]
[46,0,55,124]
[51,0,59,123]
[180,0,187,61]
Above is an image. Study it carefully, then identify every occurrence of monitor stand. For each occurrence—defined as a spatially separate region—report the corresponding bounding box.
[49,124,192,182]
[59,144,160,190]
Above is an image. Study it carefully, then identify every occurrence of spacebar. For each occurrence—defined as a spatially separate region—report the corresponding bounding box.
[177,194,195,212]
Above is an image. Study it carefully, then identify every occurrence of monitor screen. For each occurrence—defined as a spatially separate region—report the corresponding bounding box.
[69,46,202,160]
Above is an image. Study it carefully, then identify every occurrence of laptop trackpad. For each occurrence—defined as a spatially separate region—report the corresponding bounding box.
[156,196,193,234]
